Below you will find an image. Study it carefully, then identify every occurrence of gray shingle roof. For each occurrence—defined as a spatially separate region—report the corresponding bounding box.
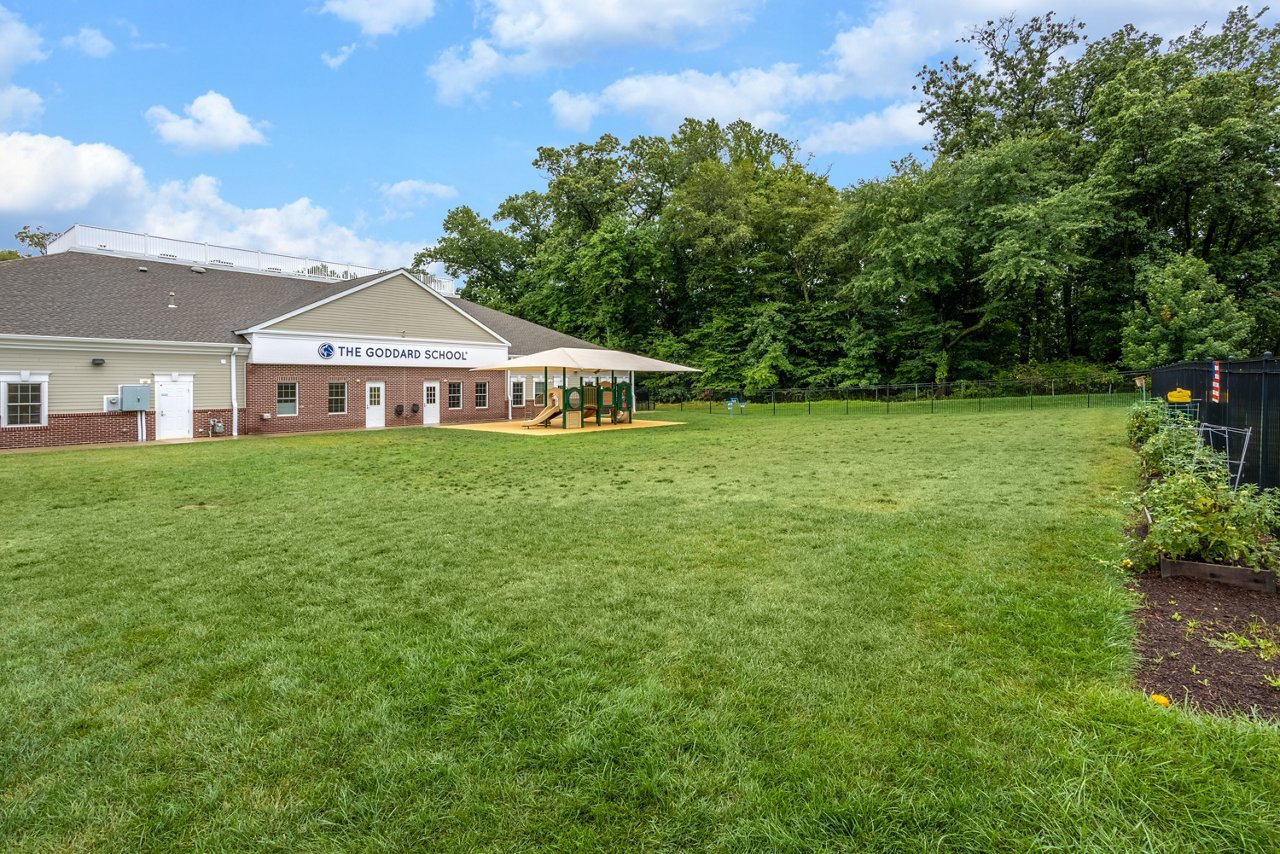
[0,251,602,355]
[453,297,603,355]
[0,251,367,344]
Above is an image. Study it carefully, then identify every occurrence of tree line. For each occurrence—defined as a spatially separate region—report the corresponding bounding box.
[417,8,1279,389]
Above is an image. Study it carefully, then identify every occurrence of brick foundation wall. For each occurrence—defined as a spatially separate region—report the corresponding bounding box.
[244,365,511,435]
[193,408,244,439]
[0,408,245,450]
[2,367,520,449]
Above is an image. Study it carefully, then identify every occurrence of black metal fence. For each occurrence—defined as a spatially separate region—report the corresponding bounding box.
[636,373,1143,417]
[1151,356,1280,489]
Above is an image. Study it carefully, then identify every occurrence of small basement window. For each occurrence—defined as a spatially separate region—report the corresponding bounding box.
[277,381,298,416]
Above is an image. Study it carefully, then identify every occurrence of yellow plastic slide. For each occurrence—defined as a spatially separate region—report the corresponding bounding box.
[523,390,562,428]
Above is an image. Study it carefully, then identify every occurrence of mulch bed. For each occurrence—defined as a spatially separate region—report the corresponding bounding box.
[1132,571,1280,720]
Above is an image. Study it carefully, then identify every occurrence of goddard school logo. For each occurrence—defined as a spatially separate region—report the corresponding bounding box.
[317,342,335,360]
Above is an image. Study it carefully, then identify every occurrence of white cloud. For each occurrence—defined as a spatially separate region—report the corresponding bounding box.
[428,0,758,100]
[0,131,416,268]
[539,6,936,138]
[484,0,755,53]
[0,83,40,128]
[0,6,46,79]
[0,131,146,212]
[828,8,949,98]
[533,2,996,150]
[321,0,436,37]
[145,176,418,268]
[145,91,267,152]
[322,43,357,69]
[549,63,843,133]
[0,5,45,128]
[548,90,601,132]
[428,38,514,104]
[380,179,457,204]
[61,27,115,58]
[801,103,932,154]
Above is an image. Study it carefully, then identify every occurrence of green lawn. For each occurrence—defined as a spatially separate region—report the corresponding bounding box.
[2,410,1278,851]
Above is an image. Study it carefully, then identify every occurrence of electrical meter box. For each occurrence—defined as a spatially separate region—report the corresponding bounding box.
[119,385,151,412]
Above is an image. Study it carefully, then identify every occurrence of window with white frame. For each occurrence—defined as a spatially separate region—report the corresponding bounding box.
[475,381,489,409]
[511,379,525,407]
[534,380,546,406]
[276,381,298,416]
[327,382,346,414]
[447,381,462,409]
[1,372,48,427]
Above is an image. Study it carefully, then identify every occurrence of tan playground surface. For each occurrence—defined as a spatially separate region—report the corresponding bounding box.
[439,418,682,436]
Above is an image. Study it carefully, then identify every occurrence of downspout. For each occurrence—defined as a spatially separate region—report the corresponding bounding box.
[230,346,240,437]
[507,370,512,421]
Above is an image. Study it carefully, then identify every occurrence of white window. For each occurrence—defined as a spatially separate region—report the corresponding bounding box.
[511,379,525,407]
[328,382,347,414]
[475,381,489,409]
[276,381,298,416]
[447,381,462,409]
[1,372,49,428]
[534,380,546,406]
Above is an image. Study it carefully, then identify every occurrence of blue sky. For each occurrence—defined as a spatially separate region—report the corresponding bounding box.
[0,0,1247,270]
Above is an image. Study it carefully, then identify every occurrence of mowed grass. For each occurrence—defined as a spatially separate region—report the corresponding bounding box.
[2,410,1278,852]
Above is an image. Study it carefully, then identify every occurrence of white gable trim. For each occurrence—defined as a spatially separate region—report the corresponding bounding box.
[235,269,511,346]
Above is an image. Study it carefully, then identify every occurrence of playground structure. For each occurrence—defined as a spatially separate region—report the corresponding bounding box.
[523,379,634,429]
[475,346,698,431]
[523,388,563,428]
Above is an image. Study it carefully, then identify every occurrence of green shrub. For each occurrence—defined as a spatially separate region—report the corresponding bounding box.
[1132,469,1280,570]
[1126,400,1168,448]
[1137,424,1226,479]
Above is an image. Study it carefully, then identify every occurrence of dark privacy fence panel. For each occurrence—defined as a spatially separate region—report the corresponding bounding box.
[1152,357,1280,489]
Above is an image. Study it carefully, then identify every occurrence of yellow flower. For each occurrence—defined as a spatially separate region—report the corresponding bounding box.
[1151,694,1171,708]
[1120,559,1133,569]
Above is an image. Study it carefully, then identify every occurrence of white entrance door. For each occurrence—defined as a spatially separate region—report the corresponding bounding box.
[154,375,193,440]
[365,381,386,428]
[422,382,440,425]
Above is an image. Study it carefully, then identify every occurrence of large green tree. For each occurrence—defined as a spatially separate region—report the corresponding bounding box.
[414,8,1280,390]
[1121,256,1253,368]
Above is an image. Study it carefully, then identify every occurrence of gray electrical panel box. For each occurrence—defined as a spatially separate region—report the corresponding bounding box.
[119,385,151,412]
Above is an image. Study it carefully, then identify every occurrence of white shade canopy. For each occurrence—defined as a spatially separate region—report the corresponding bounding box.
[472,346,699,373]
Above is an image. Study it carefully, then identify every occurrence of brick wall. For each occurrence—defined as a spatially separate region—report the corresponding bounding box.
[2,366,516,450]
[0,408,244,450]
[193,408,243,439]
[244,364,511,434]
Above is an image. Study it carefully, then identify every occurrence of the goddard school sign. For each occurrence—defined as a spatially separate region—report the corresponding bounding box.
[246,333,507,368]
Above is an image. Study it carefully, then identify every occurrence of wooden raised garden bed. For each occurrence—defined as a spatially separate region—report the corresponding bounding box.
[1158,557,1278,594]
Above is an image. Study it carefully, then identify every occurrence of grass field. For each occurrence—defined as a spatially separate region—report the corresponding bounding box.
[3,410,1278,851]
[653,389,1142,418]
